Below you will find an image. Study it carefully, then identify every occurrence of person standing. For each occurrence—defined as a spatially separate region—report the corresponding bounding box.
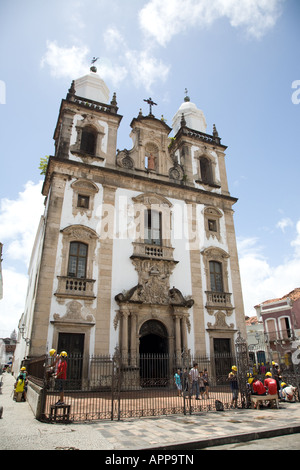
[189,363,200,400]
[55,351,68,405]
[228,366,239,408]
[203,368,210,399]
[174,369,182,396]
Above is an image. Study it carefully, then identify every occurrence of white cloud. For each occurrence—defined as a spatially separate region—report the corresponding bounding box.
[41,36,170,92]
[41,41,90,79]
[139,0,285,46]
[0,181,44,336]
[0,268,28,337]
[276,217,293,233]
[125,49,170,91]
[0,181,44,267]
[237,224,300,316]
[103,27,126,52]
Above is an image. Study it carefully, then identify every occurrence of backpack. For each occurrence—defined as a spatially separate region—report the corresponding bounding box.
[15,379,25,393]
[215,400,224,411]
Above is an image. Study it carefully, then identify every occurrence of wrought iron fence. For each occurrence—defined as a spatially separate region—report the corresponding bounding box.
[25,333,300,423]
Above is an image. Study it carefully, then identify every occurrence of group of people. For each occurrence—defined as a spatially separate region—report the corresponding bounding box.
[174,363,210,399]
[173,361,298,409]
[228,361,298,407]
[14,348,68,405]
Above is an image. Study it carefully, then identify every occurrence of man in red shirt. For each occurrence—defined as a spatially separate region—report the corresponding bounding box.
[56,351,68,404]
[264,372,278,395]
[252,377,266,395]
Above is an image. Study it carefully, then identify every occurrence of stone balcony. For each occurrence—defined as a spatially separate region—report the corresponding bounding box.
[131,242,175,261]
[205,291,233,311]
[55,276,96,301]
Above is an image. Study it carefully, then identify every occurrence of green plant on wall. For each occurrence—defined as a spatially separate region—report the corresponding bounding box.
[39,156,49,175]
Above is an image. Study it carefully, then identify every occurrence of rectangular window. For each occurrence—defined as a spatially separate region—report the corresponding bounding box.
[208,219,217,232]
[77,195,90,209]
[68,242,88,278]
[209,261,223,292]
[144,210,162,246]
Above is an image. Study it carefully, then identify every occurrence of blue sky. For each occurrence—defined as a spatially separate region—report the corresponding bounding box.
[0,0,299,336]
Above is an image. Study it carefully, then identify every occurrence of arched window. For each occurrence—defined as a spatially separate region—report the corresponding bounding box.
[68,242,88,278]
[144,209,162,246]
[80,127,96,155]
[200,157,213,185]
[209,261,223,292]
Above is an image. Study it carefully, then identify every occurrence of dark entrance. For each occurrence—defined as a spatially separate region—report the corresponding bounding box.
[57,333,84,388]
[214,338,232,384]
[139,320,168,387]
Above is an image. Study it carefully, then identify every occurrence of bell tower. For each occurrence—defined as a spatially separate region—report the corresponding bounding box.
[53,65,122,166]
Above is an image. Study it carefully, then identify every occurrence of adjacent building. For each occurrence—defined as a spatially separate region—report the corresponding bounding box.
[255,288,300,366]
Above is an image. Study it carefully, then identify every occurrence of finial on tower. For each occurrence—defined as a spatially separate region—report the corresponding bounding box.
[184,88,190,102]
[90,57,99,73]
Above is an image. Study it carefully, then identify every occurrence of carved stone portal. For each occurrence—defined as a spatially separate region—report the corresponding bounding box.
[115,258,193,308]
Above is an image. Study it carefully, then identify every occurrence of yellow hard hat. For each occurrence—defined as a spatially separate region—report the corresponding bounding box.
[60,351,68,357]
[265,372,272,377]
[20,367,26,371]
[49,349,56,356]
[232,365,237,371]
[281,382,287,388]
[248,378,254,384]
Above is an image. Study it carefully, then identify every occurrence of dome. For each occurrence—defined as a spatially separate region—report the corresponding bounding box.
[172,98,207,135]
[74,70,110,104]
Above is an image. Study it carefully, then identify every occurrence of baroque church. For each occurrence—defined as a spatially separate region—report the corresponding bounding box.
[16,65,246,369]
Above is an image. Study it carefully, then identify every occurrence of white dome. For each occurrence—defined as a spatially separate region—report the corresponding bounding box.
[172,99,207,135]
[74,71,110,104]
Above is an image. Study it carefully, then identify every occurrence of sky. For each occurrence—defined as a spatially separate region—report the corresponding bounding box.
[0,0,299,337]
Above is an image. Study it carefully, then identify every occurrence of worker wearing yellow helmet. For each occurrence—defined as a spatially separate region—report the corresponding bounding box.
[56,351,68,405]
[46,348,59,386]
[228,366,238,408]
[264,372,277,395]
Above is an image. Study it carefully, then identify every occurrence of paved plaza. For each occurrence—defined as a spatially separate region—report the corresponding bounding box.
[1,372,300,451]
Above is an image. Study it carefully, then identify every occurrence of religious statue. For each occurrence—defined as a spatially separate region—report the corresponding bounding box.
[147,153,156,171]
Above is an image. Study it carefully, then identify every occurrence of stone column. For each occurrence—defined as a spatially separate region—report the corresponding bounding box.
[175,315,182,357]
[182,315,188,352]
[130,311,138,366]
[122,310,129,365]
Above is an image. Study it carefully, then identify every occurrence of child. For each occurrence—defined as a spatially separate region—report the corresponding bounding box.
[174,369,182,396]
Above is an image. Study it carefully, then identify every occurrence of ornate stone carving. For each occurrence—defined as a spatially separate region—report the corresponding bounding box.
[169,163,184,182]
[116,149,134,169]
[53,300,95,324]
[207,311,234,330]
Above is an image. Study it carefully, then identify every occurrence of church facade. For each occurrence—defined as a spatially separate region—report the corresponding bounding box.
[19,68,246,367]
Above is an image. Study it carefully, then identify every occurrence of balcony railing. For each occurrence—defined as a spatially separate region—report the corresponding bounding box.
[265,328,295,342]
[55,276,96,301]
[131,242,175,260]
[205,291,232,310]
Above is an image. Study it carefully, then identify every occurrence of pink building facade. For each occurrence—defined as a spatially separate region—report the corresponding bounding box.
[255,288,300,365]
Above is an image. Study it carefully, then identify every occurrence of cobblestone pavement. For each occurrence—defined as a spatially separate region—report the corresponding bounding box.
[1,372,300,451]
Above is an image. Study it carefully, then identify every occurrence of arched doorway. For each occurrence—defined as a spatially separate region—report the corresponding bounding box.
[139,320,169,387]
